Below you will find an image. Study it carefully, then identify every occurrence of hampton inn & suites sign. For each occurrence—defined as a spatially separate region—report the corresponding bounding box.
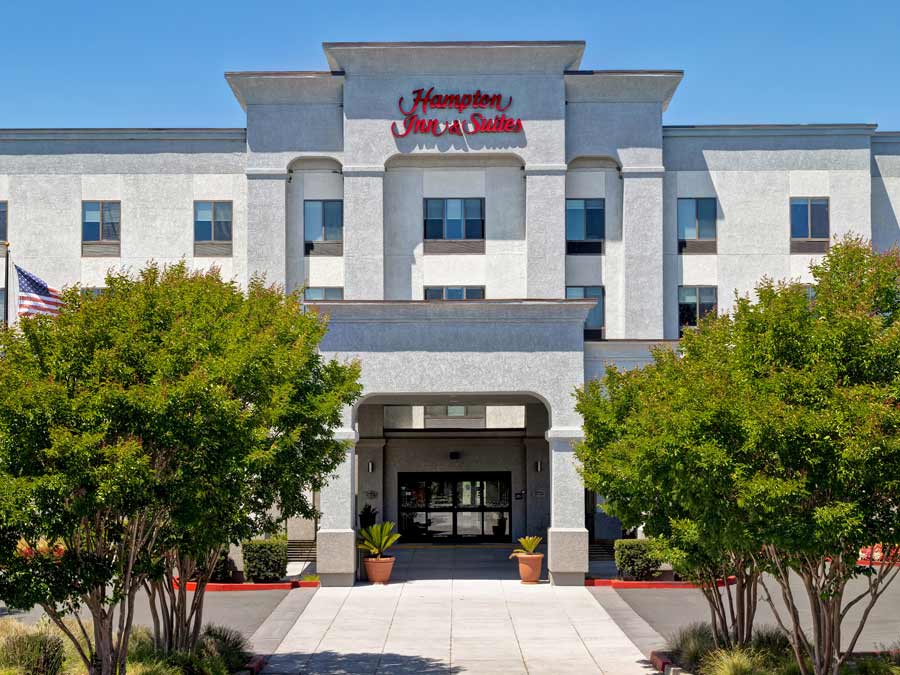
[390,87,524,138]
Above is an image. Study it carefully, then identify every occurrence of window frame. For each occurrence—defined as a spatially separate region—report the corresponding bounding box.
[565,198,605,255]
[81,200,121,243]
[790,197,830,241]
[678,285,718,336]
[677,197,717,254]
[303,199,344,243]
[423,286,486,301]
[423,198,485,241]
[566,285,605,341]
[0,201,7,242]
[303,287,344,301]
[193,200,233,243]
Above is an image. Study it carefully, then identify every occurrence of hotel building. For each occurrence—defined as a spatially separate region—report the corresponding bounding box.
[1,41,899,585]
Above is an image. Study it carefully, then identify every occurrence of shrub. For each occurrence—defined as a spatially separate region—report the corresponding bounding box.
[165,650,228,675]
[666,622,716,672]
[211,549,235,583]
[614,539,659,580]
[701,648,768,675]
[0,631,65,675]
[200,624,249,672]
[851,657,900,675]
[127,662,182,675]
[242,537,288,582]
[750,625,791,659]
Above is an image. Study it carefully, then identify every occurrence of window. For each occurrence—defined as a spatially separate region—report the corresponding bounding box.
[82,201,120,242]
[304,287,344,301]
[194,201,232,242]
[304,200,343,242]
[0,202,7,242]
[566,286,604,340]
[566,199,605,254]
[424,405,487,429]
[424,286,485,300]
[424,199,484,240]
[678,286,717,334]
[677,198,717,253]
[790,198,829,253]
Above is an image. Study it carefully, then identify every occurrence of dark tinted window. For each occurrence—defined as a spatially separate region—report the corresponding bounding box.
[678,198,717,241]
[566,199,605,241]
[566,286,604,330]
[424,198,485,240]
[83,201,120,242]
[679,286,718,334]
[791,198,829,240]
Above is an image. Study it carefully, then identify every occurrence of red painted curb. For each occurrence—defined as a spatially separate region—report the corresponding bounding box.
[172,579,320,592]
[244,654,267,674]
[585,576,736,589]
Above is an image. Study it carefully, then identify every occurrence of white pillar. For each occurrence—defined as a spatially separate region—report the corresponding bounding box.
[525,166,567,298]
[547,427,588,586]
[245,169,287,288]
[316,428,358,587]
[621,167,665,339]
[342,167,384,299]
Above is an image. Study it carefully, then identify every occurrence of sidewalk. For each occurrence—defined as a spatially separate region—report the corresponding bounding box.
[262,578,656,674]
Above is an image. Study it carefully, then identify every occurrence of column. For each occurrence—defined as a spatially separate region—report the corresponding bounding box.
[525,166,567,298]
[621,167,665,339]
[245,169,288,288]
[342,167,384,299]
[316,428,358,587]
[547,427,588,586]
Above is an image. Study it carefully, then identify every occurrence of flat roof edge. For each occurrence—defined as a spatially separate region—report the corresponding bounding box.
[565,69,684,76]
[664,123,878,138]
[322,40,586,48]
[225,70,344,78]
[0,128,247,141]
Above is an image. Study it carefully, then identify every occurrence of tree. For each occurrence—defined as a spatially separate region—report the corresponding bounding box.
[576,338,761,649]
[577,237,900,675]
[0,263,361,674]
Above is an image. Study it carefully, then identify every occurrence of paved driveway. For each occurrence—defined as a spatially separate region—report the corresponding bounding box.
[262,579,655,674]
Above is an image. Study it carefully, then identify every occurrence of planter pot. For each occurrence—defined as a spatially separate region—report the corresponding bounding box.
[515,553,544,584]
[363,556,396,584]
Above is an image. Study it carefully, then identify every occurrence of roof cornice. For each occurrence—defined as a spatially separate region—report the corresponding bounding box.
[664,124,878,138]
[0,128,246,141]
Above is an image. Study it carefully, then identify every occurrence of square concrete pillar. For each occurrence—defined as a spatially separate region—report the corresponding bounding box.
[547,428,588,585]
[343,168,384,299]
[525,167,567,298]
[621,167,665,339]
[317,429,358,587]
[246,169,288,288]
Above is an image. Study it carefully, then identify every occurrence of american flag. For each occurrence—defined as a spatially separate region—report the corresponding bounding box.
[15,265,64,317]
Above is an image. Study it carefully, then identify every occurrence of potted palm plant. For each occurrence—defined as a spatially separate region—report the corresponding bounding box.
[509,535,543,584]
[357,521,401,584]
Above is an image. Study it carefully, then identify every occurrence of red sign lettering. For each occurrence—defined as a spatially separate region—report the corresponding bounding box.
[391,87,524,138]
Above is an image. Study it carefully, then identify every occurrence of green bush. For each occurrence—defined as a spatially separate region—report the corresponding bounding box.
[750,625,791,659]
[0,631,65,675]
[211,549,235,583]
[242,537,288,582]
[200,624,249,672]
[165,650,228,675]
[666,622,716,672]
[127,662,182,675]
[614,538,659,580]
[850,657,900,675]
[701,648,768,675]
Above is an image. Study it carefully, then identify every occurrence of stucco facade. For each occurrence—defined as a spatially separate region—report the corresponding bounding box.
[2,41,899,586]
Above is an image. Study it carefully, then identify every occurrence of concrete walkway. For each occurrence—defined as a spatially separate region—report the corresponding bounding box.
[262,579,655,674]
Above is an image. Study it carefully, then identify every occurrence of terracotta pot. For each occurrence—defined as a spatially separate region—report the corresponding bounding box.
[515,553,544,584]
[363,556,395,584]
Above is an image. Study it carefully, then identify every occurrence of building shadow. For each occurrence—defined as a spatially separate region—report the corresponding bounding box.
[263,649,460,674]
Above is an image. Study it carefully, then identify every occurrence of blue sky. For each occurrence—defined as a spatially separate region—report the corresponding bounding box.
[3,0,899,129]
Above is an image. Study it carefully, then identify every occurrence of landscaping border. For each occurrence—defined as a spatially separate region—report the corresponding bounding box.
[172,579,320,592]
[585,576,736,589]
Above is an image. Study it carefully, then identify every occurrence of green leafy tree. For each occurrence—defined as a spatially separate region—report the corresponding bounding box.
[577,237,900,675]
[0,263,361,674]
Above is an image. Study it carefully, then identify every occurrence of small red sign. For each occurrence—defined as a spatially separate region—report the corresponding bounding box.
[391,87,524,138]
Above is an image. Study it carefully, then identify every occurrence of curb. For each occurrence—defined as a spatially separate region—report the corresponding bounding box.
[585,576,736,589]
[173,579,320,592]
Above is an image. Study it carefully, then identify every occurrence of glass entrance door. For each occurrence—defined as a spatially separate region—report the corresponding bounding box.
[398,472,512,542]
